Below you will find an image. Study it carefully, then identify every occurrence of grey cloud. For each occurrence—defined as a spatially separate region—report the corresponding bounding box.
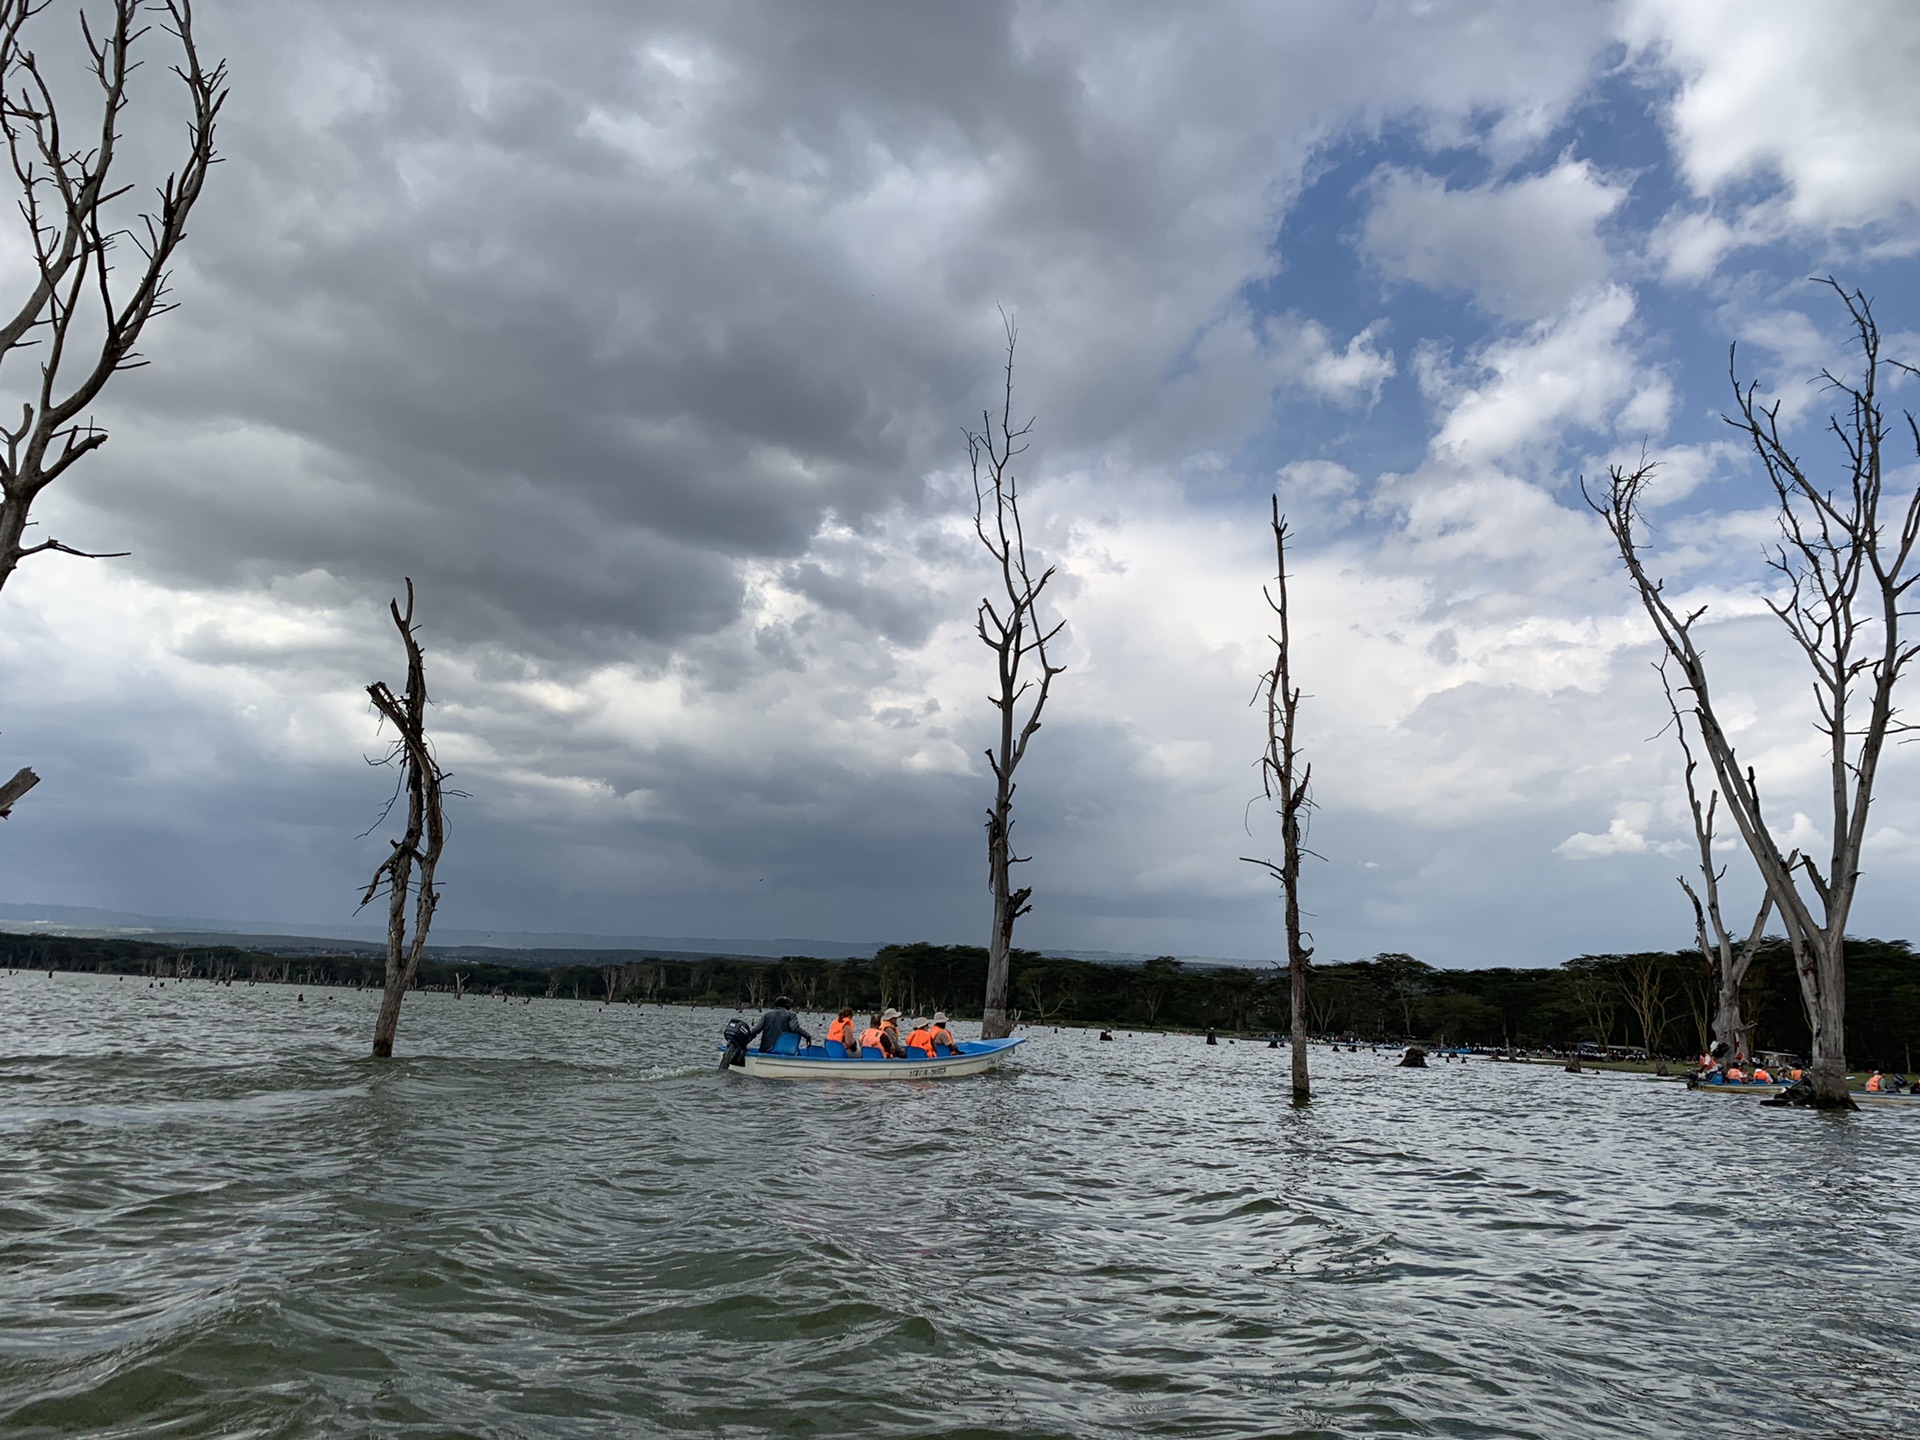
[1361,163,1627,321]
[77,0,1619,675]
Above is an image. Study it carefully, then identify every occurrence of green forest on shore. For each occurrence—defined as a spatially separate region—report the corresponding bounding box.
[7,930,1915,1071]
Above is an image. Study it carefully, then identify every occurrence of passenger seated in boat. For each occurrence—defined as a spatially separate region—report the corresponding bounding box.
[1725,1066,1746,1083]
[746,996,812,1055]
[1751,1064,1773,1083]
[858,1013,901,1058]
[825,1006,858,1057]
[929,1013,959,1055]
[903,1019,938,1057]
[1866,1070,1884,1093]
[881,1008,904,1053]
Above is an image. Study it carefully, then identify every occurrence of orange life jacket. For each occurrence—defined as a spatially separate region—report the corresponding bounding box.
[1789,1068,1803,1081]
[1726,1068,1745,1082]
[904,1026,936,1057]
[1867,1074,1882,1092]
[857,1026,885,1053]
[1752,1068,1772,1083]
[930,1025,956,1053]
[827,1016,855,1046]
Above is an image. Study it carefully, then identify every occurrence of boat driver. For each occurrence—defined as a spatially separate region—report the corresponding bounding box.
[744,995,812,1054]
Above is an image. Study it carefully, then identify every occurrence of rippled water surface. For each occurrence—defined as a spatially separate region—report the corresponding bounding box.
[3,971,1917,1439]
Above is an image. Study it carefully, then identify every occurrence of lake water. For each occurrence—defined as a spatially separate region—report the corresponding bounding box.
[2,970,1916,1439]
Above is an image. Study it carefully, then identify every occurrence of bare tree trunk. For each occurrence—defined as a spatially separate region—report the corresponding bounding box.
[1590,281,1920,1108]
[0,1,224,813]
[363,580,448,1059]
[1243,499,1314,1105]
[970,315,1065,1040]
[1664,663,1776,1062]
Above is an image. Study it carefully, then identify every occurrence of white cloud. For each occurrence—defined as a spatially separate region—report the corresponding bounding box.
[1427,285,1662,467]
[1262,317,1396,406]
[1362,160,1628,320]
[1629,0,1920,263]
[1558,816,1651,860]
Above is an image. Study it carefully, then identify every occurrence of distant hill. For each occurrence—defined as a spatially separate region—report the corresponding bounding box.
[0,902,1255,969]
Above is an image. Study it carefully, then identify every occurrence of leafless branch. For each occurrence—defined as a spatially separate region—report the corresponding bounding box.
[0,0,226,592]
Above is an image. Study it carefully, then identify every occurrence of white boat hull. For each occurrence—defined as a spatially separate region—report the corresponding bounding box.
[732,1038,1024,1080]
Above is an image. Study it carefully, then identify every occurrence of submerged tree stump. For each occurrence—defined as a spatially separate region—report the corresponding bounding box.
[1400,1046,1427,1068]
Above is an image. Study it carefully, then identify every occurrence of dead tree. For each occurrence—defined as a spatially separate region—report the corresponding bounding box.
[971,316,1064,1041]
[0,0,224,810]
[0,764,37,815]
[1590,280,1920,1108]
[1242,498,1313,1104]
[1662,662,1774,1062]
[362,580,448,1059]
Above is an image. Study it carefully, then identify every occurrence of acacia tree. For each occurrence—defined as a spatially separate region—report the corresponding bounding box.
[1661,663,1775,1062]
[1242,498,1313,1104]
[0,0,224,812]
[970,317,1064,1041]
[1564,957,1621,1049]
[362,581,449,1059]
[1619,952,1675,1057]
[1591,281,1919,1108]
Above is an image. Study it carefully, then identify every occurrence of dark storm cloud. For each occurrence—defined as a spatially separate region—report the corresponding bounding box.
[77,0,1615,669]
[73,0,1122,666]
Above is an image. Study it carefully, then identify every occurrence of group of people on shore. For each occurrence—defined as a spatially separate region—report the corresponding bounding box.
[743,997,965,1060]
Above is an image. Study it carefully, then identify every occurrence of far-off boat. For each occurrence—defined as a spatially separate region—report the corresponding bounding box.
[1686,1075,1920,1105]
[719,1022,1025,1080]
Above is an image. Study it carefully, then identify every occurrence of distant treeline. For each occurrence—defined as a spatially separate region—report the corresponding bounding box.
[5,931,1915,1070]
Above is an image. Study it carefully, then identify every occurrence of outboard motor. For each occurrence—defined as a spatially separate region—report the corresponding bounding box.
[719,1017,752,1071]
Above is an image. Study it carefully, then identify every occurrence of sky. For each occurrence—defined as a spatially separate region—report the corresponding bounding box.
[2,0,1918,967]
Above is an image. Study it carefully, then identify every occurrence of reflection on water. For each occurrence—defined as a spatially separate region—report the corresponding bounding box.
[2,970,1916,1438]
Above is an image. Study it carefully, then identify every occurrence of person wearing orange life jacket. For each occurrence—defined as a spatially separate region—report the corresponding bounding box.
[928,1012,960,1055]
[1750,1064,1773,1084]
[1725,1066,1746,1083]
[880,1008,904,1053]
[825,1006,858,1055]
[1866,1070,1884,1093]
[903,1019,938,1058]
[858,1013,900,1058]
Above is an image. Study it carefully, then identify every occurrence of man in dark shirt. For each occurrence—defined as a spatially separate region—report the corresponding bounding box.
[746,996,812,1054]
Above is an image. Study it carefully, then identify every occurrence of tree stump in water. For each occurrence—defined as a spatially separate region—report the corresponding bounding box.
[1205,1028,1218,1045]
[1399,1046,1427,1068]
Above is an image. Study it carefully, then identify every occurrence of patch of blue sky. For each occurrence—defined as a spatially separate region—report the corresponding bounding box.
[1202,53,1918,555]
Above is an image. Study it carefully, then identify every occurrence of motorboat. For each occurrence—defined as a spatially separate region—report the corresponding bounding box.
[722,1029,1025,1080]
